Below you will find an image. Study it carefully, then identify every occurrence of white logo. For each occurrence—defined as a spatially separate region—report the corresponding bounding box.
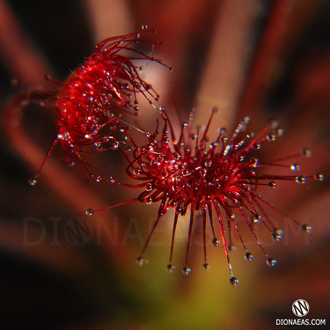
[292,299,310,317]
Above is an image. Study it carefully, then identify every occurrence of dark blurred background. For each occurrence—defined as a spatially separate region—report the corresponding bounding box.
[0,0,330,329]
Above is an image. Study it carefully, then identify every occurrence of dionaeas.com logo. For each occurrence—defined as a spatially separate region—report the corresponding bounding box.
[275,299,326,326]
[292,299,310,317]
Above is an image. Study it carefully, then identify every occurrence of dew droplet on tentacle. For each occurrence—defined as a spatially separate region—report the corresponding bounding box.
[229,276,239,286]
[212,238,220,247]
[295,175,306,184]
[182,267,191,275]
[228,245,237,252]
[271,229,283,241]
[145,182,153,191]
[136,257,144,266]
[107,177,115,184]
[250,157,259,168]
[269,119,280,129]
[29,178,37,186]
[268,181,276,188]
[314,173,325,182]
[290,163,300,171]
[202,263,210,271]
[302,224,312,233]
[85,208,94,216]
[244,251,254,261]
[266,257,277,267]
[301,148,312,158]
[266,133,276,142]
[253,214,261,223]
[167,264,175,273]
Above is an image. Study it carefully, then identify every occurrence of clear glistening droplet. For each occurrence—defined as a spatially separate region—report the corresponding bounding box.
[268,181,276,188]
[302,224,312,233]
[314,173,325,182]
[272,229,283,241]
[290,163,300,171]
[301,148,311,158]
[182,267,191,275]
[136,257,144,266]
[167,264,175,273]
[244,251,254,261]
[86,208,94,216]
[202,263,210,270]
[229,276,239,286]
[212,238,220,247]
[266,257,277,267]
[295,175,306,184]
[29,178,37,186]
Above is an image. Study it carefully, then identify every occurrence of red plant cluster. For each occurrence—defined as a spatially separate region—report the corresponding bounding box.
[86,107,324,285]
[29,27,171,185]
[26,28,324,285]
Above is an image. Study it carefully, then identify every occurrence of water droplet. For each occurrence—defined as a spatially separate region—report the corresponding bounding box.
[202,263,210,270]
[144,196,152,205]
[182,267,191,275]
[67,160,75,167]
[295,175,306,184]
[212,238,220,247]
[110,141,119,150]
[276,128,284,136]
[223,145,231,156]
[212,107,218,114]
[159,206,168,216]
[250,157,259,168]
[266,257,277,267]
[290,163,300,171]
[204,159,212,167]
[266,133,276,142]
[136,257,144,266]
[244,251,254,261]
[272,229,283,241]
[268,181,276,188]
[229,276,239,286]
[29,178,37,186]
[253,214,261,223]
[301,148,312,158]
[107,177,115,184]
[243,116,250,124]
[314,173,324,182]
[219,127,227,135]
[270,119,280,129]
[145,183,153,191]
[86,208,94,216]
[302,224,312,233]
[221,136,228,144]
[228,245,237,252]
[96,176,102,183]
[167,264,175,273]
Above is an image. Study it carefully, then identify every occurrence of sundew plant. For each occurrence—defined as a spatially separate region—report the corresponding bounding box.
[1,1,330,329]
